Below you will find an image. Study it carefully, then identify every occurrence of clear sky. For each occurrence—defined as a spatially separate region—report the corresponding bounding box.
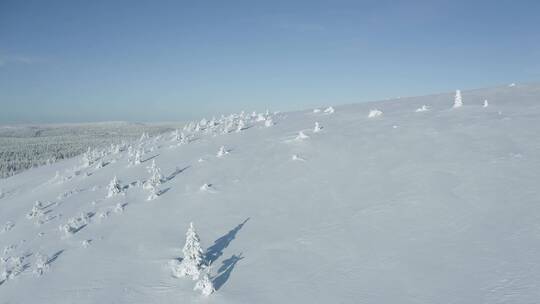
[1,0,539,123]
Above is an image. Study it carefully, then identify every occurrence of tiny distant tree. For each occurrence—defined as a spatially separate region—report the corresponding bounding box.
[264,117,274,127]
[453,90,463,108]
[236,120,246,132]
[483,99,489,108]
[139,132,149,142]
[133,149,142,165]
[324,106,335,114]
[313,122,322,133]
[216,146,229,158]
[296,131,309,140]
[107,176,122,197]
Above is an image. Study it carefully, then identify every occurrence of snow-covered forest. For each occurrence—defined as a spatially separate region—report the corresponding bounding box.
[0,122,177,178]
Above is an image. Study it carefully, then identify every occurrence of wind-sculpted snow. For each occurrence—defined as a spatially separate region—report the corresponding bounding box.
[1,84,540,303]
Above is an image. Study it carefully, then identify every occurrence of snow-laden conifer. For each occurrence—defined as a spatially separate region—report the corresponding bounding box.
[107,176,122,197]
[313,122,322,133]
[172,222,205,280]
[216,146,229,158]
[415,105,430,112]
[296,131,309,140]
[453,90,463,108]
[324,106,335,114]
[264,117,274,127]
[194,270,215,296]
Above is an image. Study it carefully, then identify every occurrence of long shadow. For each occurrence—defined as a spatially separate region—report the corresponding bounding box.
[205,218,249,265]
[141,154,160,163]
[166,166,190,182]
[213,253,244,291]
[158,187,171,196]
[47,249,65,265]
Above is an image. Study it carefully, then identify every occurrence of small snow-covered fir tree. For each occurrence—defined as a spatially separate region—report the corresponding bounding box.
[107,176,122,197]
[216,146,229,158]
[296,131,309,140]
[134,150,142,165]
[483,99,489,108]
[172,129,181,141]
[173,222,205,280]
[324,106,335,114]
[453,90,463,108]
[146,159,157,174]
[368,109,383,118]
[33,254,49,276]
[236,119,246,132]
[194,270,215,296]
[264,117,274,127]
[415,105,430,112]
[147,183,160,201]
[139,132,149,142]
[313,122,322,133]
[292,154,305,161]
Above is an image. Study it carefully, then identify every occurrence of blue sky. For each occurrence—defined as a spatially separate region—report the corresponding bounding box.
[1,0,539,123]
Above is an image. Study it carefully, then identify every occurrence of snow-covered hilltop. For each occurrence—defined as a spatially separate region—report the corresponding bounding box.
[1,83,540,303]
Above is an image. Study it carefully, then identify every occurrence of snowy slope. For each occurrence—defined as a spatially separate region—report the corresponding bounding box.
[1,83,540,303]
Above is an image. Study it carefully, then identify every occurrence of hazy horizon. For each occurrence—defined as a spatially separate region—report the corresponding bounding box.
[1,0,539,123]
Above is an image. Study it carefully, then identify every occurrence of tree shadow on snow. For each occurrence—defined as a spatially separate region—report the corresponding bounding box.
[158,187,171,196]
[141,154,160,163]
[205,218,249,265]
[212,253,244,291]
[47,249,65,265]
[166,166,190,182]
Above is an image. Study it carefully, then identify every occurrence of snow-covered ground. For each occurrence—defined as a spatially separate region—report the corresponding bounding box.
[1,83,539,303]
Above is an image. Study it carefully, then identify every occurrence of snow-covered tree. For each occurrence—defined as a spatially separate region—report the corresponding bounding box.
[324,106,335,114]
[415,105,430,112]
[216,146,229,158]
[33,253,49,276]
[264,117,274,127]
[194,271,215,296]
[313,122,322,133]
[173,222,205,280]
[107,176,122,197]
[292,154,305,161]
[453,90,463,108]
[147,183,160,201]
[236,120,246,132]
[27,201,44,220]
[296,131,309,140]
[146,159,157,174]
[133,149,142,165]
[483,99,489,108]
[0,188,4,199]
[139,132,149,142]
[256,113,266,122]
[368,109,383,118]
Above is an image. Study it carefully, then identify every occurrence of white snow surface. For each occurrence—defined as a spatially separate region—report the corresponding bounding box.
[1,84,540,303]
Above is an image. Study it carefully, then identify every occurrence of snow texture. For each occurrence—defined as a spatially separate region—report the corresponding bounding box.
[0,84,540,303]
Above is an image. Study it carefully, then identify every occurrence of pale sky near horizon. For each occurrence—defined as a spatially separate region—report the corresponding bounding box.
[1,0,539,123]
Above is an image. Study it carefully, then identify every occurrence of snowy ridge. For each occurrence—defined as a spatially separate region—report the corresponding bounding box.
[1,83,540,303]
